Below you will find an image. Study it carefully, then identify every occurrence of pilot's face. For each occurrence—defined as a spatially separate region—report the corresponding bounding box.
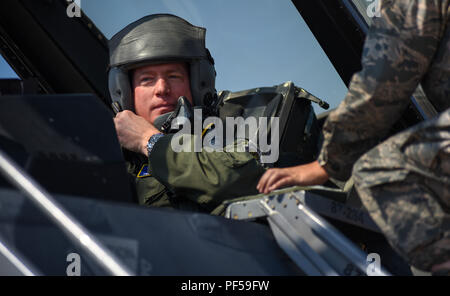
[132,62,193,124]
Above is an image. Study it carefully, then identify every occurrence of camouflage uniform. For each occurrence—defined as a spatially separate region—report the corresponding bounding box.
[318,0,450,271]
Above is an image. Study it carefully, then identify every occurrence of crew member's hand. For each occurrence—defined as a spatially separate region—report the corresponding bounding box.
[114,110,161,156]
[257,160,329,194]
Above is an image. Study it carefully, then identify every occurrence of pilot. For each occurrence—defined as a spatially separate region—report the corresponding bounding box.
[257,0,450,274]
[109,14,265,212]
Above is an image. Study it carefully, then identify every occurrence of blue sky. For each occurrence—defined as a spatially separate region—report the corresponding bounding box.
[0,55,17,79]
[0,0,348,113]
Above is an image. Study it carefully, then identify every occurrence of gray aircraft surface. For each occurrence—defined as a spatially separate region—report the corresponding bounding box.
[0,0,435,276]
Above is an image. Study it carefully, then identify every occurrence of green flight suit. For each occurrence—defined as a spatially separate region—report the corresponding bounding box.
[126,134,266,213]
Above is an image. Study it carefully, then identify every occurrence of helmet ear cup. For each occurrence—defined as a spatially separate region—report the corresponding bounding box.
[108,67,134,111]
[190,58,216,107]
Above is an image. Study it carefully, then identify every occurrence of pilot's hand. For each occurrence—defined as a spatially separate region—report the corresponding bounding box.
[114,110,161,156]
[257,161,329,194]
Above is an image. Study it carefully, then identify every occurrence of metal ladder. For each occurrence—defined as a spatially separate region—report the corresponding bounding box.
[225,190,391,276]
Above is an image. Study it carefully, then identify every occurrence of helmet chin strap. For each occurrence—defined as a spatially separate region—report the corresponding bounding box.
[153,88,222,134]
[154,96,195,133]
[153,111,173,132]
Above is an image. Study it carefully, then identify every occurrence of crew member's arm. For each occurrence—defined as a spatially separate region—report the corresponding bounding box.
[258,0,446,193]
[148,134,265,210]
[114,110,265,210]
[257,160,328,194]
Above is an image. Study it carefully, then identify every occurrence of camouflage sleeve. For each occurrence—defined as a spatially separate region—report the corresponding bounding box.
[318,0,448,181]
[148,134,266,211]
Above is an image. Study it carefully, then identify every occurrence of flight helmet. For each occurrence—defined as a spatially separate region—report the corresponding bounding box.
[108,14,216,111]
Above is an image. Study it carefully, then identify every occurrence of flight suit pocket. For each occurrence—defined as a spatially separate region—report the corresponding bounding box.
[215,150,256,169]
[216,140,259,168]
